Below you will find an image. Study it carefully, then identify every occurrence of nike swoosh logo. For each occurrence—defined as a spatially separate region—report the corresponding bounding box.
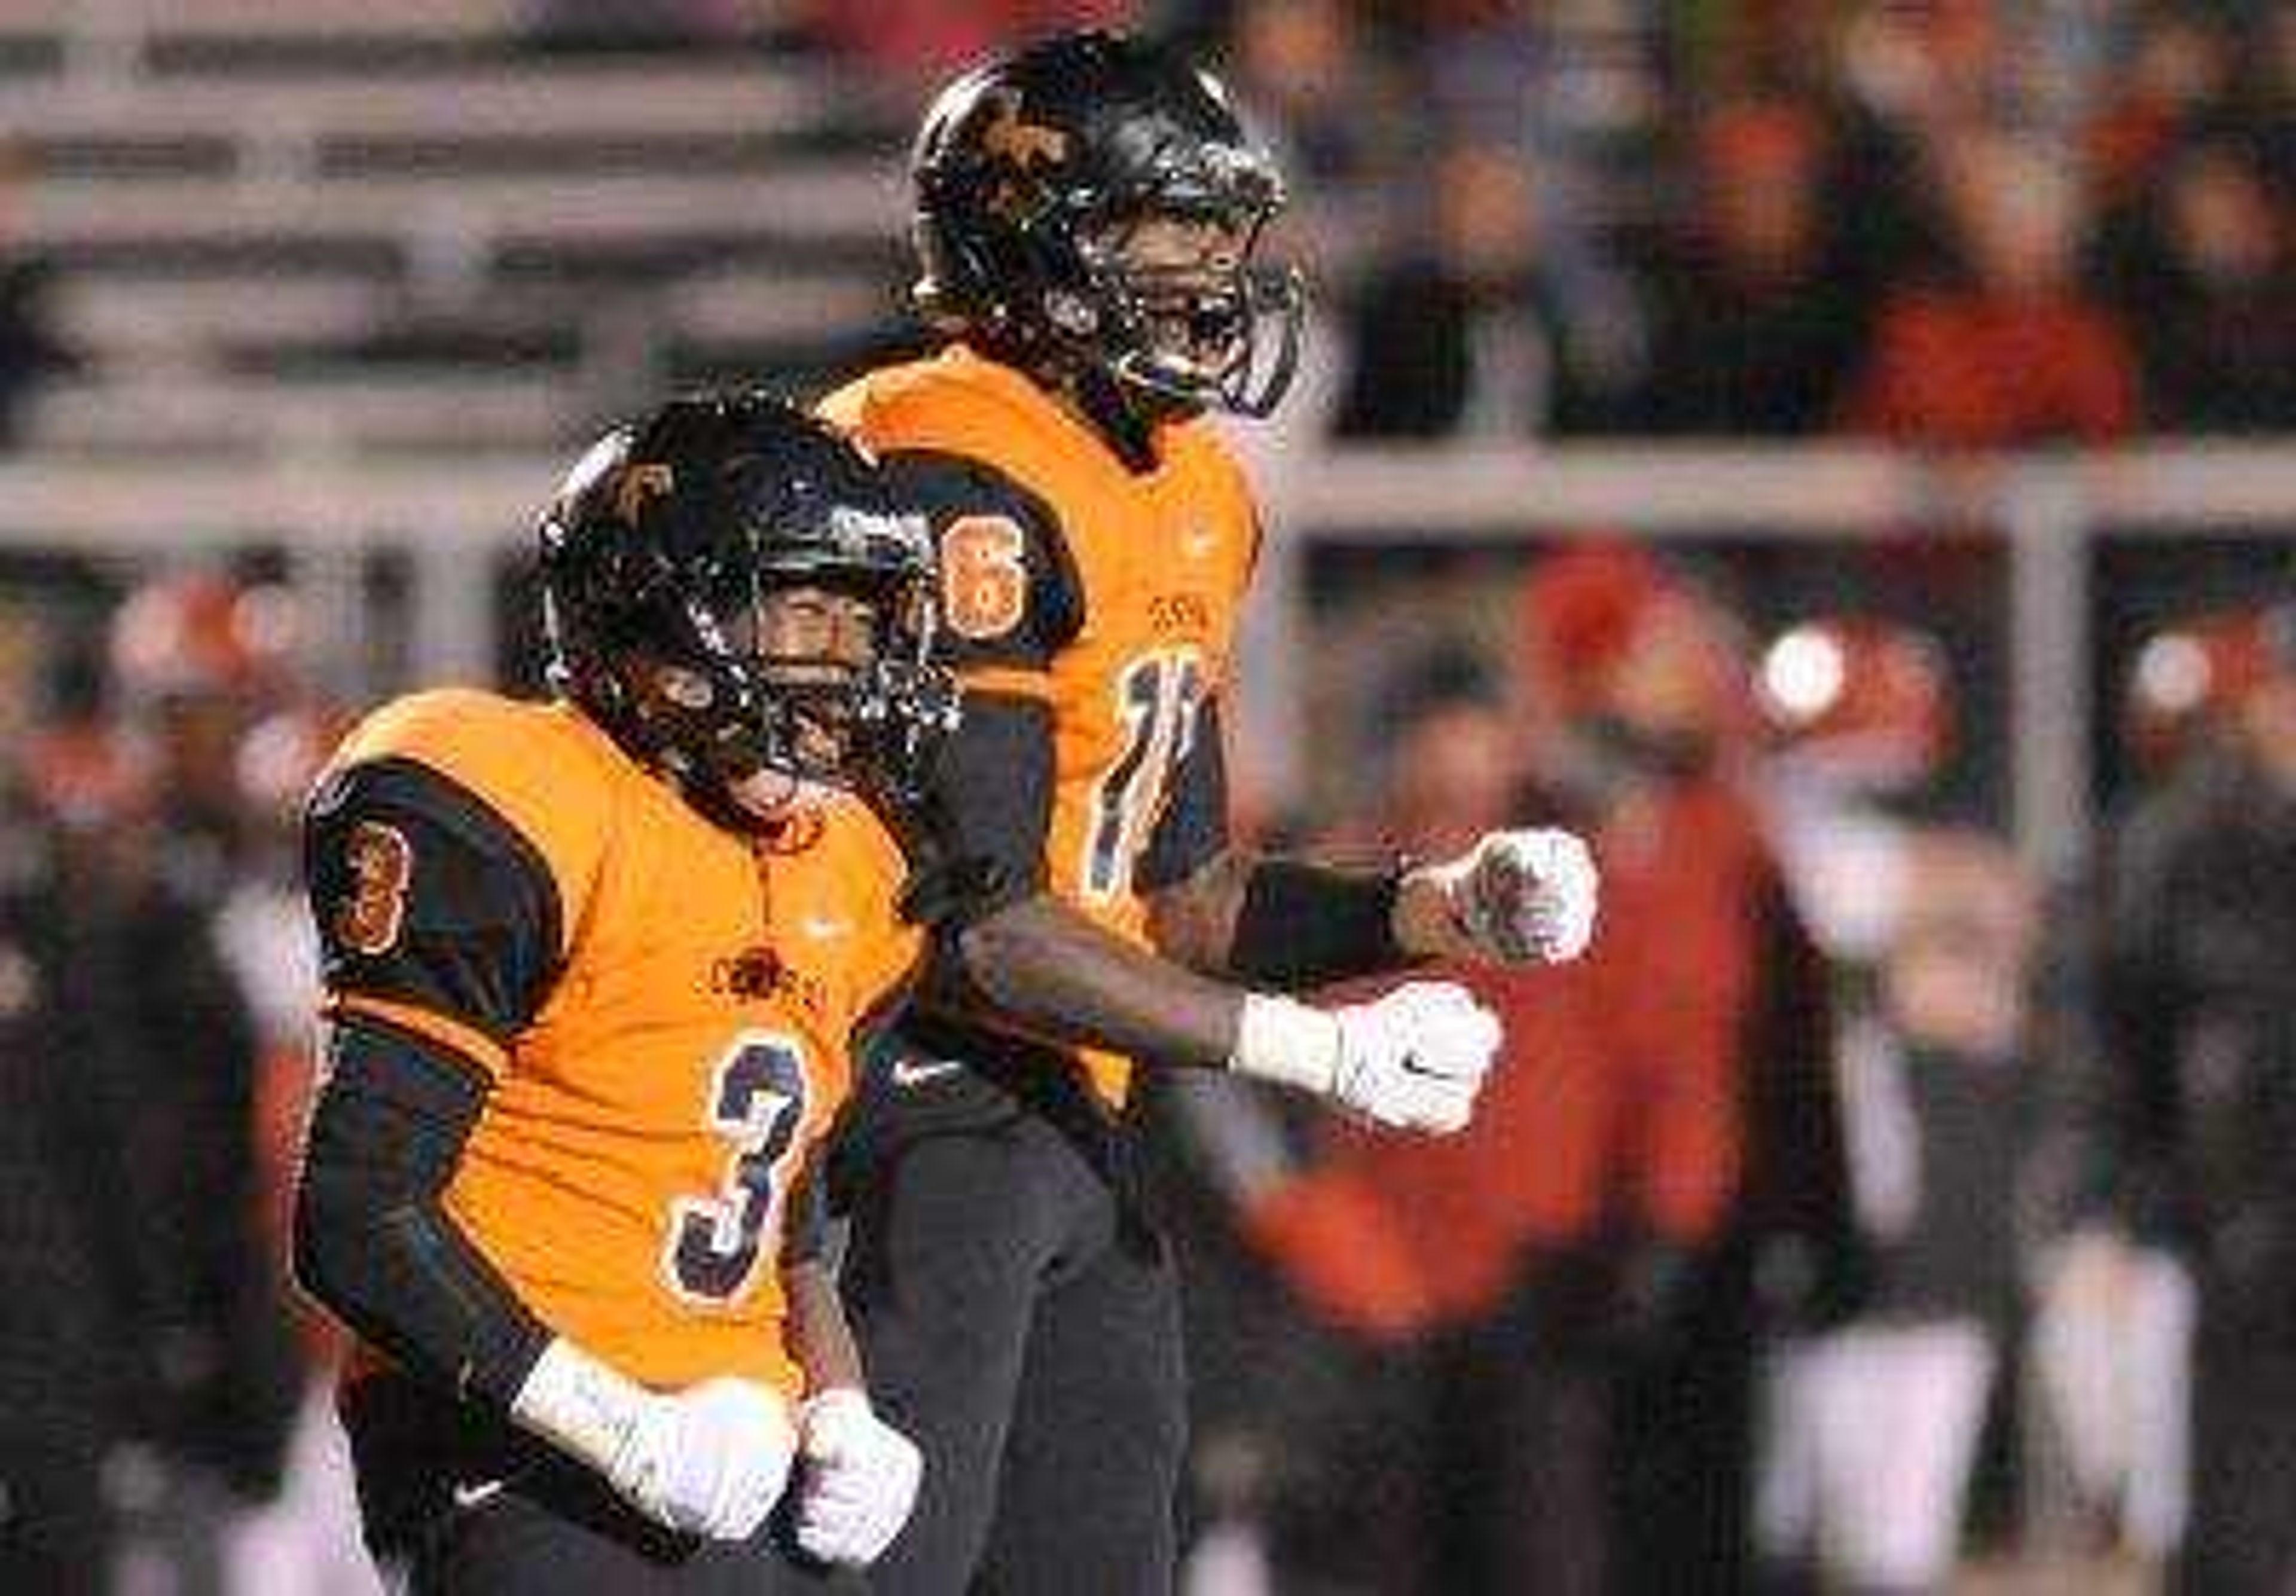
[1399,1052,1456,1081]
[889,1058,965,1088]
[452,1478,508,1512]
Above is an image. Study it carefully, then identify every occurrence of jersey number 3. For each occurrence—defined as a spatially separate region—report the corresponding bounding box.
[664,1032,810,1304]
[1084,650,1207,901]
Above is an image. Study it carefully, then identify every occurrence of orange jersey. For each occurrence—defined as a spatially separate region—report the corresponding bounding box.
[820,346,1259,1104]
[312,688,919,1394]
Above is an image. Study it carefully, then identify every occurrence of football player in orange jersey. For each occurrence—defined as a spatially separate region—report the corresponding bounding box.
[816,31,1602,1592]
[292,393,958,1592]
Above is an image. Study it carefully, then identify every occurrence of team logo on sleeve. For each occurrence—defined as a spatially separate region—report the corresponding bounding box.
[941,514,1028,641]
[335,819,413,956]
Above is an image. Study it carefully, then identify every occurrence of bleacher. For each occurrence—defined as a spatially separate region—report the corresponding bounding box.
[0,0,914,460]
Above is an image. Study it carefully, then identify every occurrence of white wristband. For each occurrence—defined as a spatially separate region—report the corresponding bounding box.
[510,1338,649,1480]
[1228,994,1343,1095]
[802,1386,872,1429]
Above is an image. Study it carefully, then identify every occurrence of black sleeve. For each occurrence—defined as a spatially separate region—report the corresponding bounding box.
[877,450,1085,673]
[913,694,1059,918]
[1137,698,1232,892]
[1228,858,1410,989]
[304,756,563,1053]
[292,1018,552,1410]
[866,450,1082,930]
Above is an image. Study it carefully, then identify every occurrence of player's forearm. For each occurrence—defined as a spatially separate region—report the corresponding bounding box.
[292,1017,551,1410]
[949,890,1504,1130]
[784,1259,865,1396]
[954,892,1246,1067]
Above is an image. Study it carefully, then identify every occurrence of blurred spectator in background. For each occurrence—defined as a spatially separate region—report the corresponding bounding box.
[0,765,150,1595]
[1631,100,1876,437]
[2084,8,2238,210]
[105,572,301,899]
[2095,132,2296,433]
[211,702,380,1596]
[0,144,68,450]
[1186,546,1848,1595]
[1161,654,1529,1595]
[1751,617,1954,962]
[1219,0,1379,184]
[1504,545,1850,1596]
[2118,605,2277,781]
[1333,139,1619,438]
[2069,599,2296,1595]
[1,662,298,1596]
[1846,127,2139,447]
[107,573,375,1591]
[1834,0,2011,142]
[1750,617,2038,1594]
[801,0,1129,90]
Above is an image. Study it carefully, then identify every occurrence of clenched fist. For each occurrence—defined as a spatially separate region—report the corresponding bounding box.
[1403,828,1599,965]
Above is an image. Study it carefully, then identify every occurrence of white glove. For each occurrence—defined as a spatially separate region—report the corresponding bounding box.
[1231,982,1502,1134]
[511,1339,797,1541]
[1421,828,1599,963]
[791,1388,924,1567]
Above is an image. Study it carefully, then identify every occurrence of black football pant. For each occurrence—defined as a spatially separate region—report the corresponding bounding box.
[838,1107,1187,1595]
[343,1373,856,1596]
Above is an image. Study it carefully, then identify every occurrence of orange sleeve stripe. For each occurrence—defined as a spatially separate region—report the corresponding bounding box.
[323,991,511,1078]
[958,665,1056,702]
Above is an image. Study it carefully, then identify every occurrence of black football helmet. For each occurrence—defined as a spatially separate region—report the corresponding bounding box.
[539,392,957,820]
[911,29,1303,419]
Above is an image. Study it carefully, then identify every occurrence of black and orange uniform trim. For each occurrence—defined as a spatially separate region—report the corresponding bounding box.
[816,346,1253,1592]
[298,688,918,1587]
[822,345,1252,1110]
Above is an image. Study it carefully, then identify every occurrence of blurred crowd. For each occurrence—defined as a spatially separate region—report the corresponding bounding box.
[8,544,2296,1593]
[0,573,374,1596]
[1220,0,2296,446]
[806,0,2296,446]
[490,0,2296,448]
[1155,541,2296,1596]
[0,1,2287,451]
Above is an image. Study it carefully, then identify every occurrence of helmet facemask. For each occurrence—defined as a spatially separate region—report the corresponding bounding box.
[715,552,955,814]
[630,525,954,820]
[541,428,958,828]
[1058,188,1304,419]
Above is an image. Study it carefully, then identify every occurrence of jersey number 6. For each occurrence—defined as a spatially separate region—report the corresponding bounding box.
[664,1032,810,1305]
[942,514,1028,642]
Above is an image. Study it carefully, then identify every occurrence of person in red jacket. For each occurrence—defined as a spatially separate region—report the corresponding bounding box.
[1228,546,1846,1595]
[1845,128,2140,447]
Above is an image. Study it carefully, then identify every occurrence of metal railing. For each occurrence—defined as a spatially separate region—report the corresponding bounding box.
[7,440,2294,871]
